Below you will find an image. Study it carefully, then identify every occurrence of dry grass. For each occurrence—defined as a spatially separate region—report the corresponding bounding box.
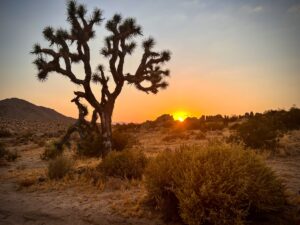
[0,121,300,225]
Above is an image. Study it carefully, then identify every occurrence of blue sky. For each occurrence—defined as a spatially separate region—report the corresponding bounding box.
[0,0,300,122]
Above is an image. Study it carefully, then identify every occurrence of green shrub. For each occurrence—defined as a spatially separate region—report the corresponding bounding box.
[145,143,286,225]
[0,143,18,161]
[0,143,7,158]
[112,130,138,151]
[0,128,12,138]
[48,155,73,180]
[5,150,19,161]
[203,121,226,131]
[194,131,206,140]
[99,149,147,179]
[77,134,103,157]
[162,132,188,142]
[41,141,62,160]
[234,117,279,150]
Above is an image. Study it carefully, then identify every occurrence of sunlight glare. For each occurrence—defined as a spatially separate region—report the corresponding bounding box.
[173,111,189,122]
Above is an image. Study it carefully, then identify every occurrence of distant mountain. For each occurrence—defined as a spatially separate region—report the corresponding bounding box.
[0,98,75,123]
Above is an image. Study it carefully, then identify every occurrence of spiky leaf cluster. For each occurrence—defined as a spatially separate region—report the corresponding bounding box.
[31,0,103,86]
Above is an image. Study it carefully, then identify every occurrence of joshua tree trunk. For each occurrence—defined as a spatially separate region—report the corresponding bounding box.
[100,111,112,155]
[99,102,114,156]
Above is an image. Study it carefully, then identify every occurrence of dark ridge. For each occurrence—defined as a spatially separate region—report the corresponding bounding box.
[0,98,75,123]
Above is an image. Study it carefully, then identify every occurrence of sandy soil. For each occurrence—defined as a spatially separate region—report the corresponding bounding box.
[0,144,164,225]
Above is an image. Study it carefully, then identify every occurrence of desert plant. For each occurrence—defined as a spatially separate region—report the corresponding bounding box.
[77,134,103,157]
[162,132,188,142]
[48,155,73,180]
[32,0,171,155]
[0,128,12,138]
[5,150,19,162]
[0,143,18,161]
[99,149,147,179]
[230,107,300,151]
[112,130,138,151]
[145,143,286,225]
[234,117,280,150]
[0,143,7,158]
[194,131,206,140]
[41,141,63,160]
[18,177,36,188]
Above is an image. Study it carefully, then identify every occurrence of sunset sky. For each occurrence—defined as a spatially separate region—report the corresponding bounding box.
[0,0,299,122]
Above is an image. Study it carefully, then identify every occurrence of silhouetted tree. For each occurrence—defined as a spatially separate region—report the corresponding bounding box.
[31,1,171,155]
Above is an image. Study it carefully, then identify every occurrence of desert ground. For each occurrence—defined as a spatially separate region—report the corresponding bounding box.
[1,121,300,225]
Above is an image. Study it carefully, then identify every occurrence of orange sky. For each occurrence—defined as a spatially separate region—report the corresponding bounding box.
[0,0,299,122]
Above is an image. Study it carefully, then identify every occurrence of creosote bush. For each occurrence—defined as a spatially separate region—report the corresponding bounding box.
[0,143,6,159]
[112,130,138,151]
[194,131,206,140]
[145,143,287,225]
[41,141,62,160]
[0,128,12,138]
[5,150,19,162]
[162,132,188,142]
[234,117,280,150]
[48,155,73,180]
[0,143,19,162]
[77,134,103,157]
[99,149,147,179]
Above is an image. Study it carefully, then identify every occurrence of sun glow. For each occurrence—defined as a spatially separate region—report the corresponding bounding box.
[173,111,189,122]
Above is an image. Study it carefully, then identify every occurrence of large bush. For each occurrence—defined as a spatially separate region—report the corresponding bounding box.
[231,107,300,150]
[99,149,147,179]
[234,117,280,150]
[145,143,286,225]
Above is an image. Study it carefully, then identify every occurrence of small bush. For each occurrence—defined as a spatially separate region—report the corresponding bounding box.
[162,132,188,142]
[47,155,73,180]
[5,150,19,161]
[112,130,138,151]
[194,131,206,140]
[0,128,12,138]
[0,143,7,158]
[77,134,103,157]
[0,143,18,161]
[18,177,36,188]
[41,141,62,160]
[99,149,147,179]
[145,143,286,225]
[203,121,226,131]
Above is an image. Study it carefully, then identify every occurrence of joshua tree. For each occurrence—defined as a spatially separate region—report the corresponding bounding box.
[31,1,171,155]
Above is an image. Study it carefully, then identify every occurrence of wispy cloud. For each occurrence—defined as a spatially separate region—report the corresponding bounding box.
[240,5,264,14]
[181,0,200,6]
[288,4,300,14]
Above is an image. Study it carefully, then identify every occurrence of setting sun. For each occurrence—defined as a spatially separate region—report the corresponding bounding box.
[173,111,189,122]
